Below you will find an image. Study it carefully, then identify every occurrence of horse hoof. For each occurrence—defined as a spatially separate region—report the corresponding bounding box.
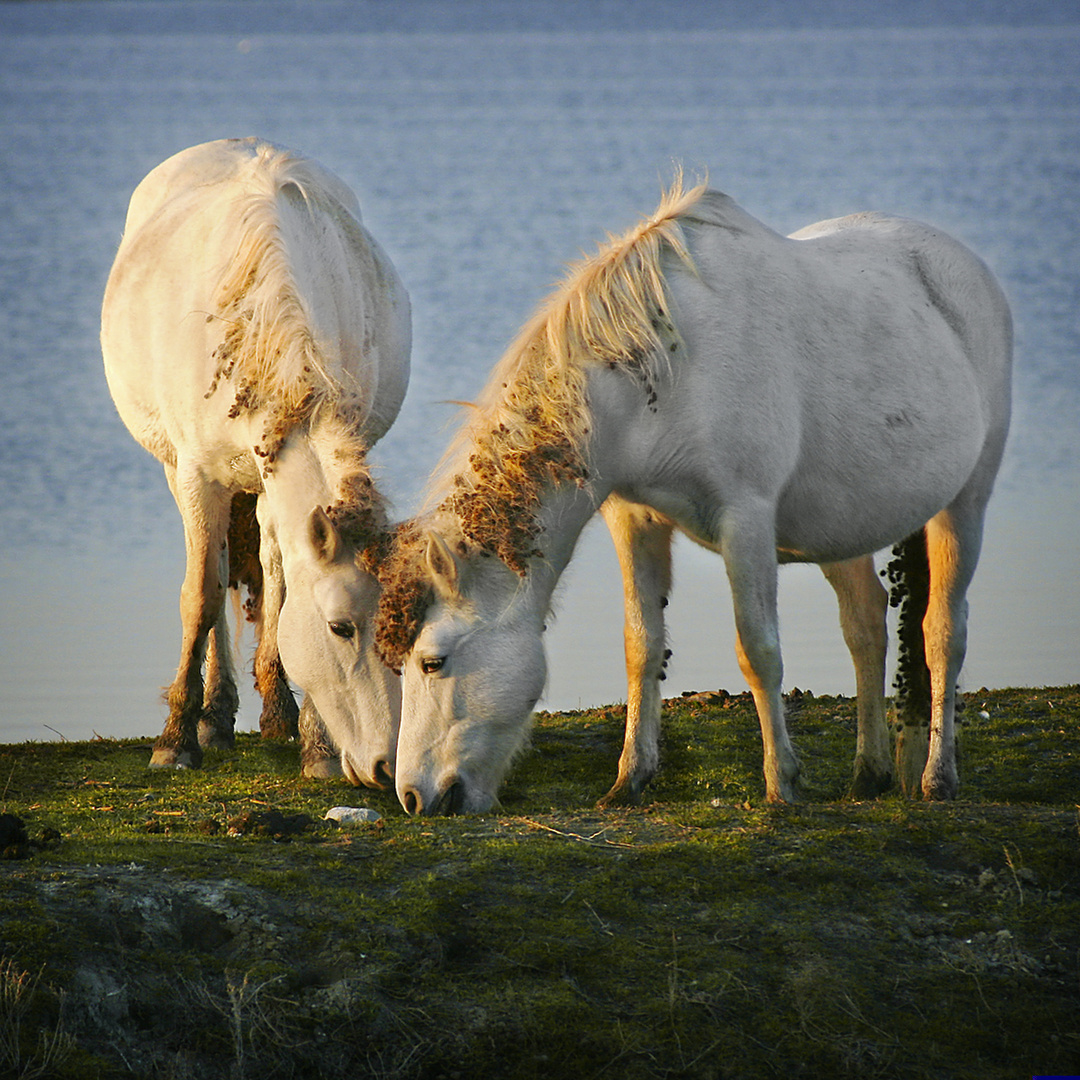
[597,767,654,808]
[766,778,802,804]
[302,757,345,781]
[850,764,894,799]
[597,789,636,810]
[149,747,200,770]
[921,773,959,801]
[198,722,236,752]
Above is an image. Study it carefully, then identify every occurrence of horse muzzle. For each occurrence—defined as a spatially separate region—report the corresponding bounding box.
[398,776,473,816]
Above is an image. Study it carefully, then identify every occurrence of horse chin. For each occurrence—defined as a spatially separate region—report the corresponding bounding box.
[340,751,395,791]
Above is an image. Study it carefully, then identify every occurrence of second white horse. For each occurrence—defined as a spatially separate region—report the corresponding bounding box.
[375,180,1011,814]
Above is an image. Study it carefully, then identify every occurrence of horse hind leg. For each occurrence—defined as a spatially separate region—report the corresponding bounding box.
[251,508,299,740]
[198,607,239,751]
[821,556,893,797]
[252,621,300,739]
[920,498,987,800]
[596,496,674,808]
[888,531,934,796]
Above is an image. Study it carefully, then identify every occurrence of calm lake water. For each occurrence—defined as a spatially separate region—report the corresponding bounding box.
[1,1,1077,744]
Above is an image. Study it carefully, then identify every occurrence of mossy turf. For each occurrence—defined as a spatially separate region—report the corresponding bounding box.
[2,686,1078,1079]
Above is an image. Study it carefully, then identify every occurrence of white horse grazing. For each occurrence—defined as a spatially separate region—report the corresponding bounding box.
[102,138,411,784]
[375,180,1011,815]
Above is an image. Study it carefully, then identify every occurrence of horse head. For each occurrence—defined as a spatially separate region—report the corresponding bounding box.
[380,530,546,815]
[277,505,400,789]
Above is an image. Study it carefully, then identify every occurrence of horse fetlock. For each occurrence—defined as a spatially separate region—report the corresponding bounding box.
[259,681,299,740]
[764,753,802,803]
[197,716,236,751]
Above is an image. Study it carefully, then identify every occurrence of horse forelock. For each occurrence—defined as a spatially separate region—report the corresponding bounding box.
[372,521,435,672]
[418,176,705,574]
[302,407,390,556]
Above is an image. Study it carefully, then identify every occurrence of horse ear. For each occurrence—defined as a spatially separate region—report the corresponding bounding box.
[425,531,460,599]
[309,505,343,564]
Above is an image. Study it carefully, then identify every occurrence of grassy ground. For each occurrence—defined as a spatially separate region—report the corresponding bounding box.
[1,685,1078,1079]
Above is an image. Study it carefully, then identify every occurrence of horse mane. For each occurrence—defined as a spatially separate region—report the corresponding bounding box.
[206,141,370,474]
[374,176,706,670]
[426,174,705,512]
[201,142,387,555]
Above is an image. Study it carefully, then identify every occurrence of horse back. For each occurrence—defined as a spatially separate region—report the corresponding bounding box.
[648,197,1012,560]
[790,210,1012,385]
[118,137,363,241]
[675,198,1011,417]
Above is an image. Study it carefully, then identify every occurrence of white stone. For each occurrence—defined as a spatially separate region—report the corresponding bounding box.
[324,806,382,825]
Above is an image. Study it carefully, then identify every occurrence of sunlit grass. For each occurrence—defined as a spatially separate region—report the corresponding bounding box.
[1,686,1078,1078]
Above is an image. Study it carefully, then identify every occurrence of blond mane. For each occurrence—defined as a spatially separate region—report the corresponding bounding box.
[375,177,705,669]
[427,175,705,511]
[206,142,371,473]
[200,143,387,551]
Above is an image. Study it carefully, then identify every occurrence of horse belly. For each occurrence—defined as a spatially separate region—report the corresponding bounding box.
[774,366,988,562]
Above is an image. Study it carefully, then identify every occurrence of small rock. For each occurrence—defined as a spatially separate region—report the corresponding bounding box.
[324,806,381,825]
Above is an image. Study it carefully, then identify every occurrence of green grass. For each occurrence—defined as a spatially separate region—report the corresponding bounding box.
[1,686,1078,1079]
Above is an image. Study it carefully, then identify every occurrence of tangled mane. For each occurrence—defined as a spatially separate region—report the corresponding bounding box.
[374,176,706,670]
[197,142,389,561]
[204,142,373,475]
[316,409,390,556]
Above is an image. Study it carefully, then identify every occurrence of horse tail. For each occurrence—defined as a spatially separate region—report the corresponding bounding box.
[885,528,932,725]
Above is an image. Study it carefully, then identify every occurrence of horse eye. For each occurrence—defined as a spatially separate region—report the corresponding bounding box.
[420,657,446,675]
[329,621,356,640]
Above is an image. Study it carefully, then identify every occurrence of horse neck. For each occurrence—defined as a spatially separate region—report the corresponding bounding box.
[437,440,610,614]
[259,425,355,565]
[532,481,606,595]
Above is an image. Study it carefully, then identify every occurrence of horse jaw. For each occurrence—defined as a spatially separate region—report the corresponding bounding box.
[277,519,400,788]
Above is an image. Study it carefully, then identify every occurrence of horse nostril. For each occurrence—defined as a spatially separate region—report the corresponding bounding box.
[436,779,465,816]
[402,788,421,816]
[373,759,394,789]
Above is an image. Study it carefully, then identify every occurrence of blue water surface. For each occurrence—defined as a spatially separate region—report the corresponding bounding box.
[0,0,1076,741]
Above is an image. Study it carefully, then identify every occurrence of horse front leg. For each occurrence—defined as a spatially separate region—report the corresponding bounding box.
[921,502,984,799]
[152,467,231,769]
[597,496,674,808]
[820,556,893,797]
[198,586,240,751]
[723,508,800,802]
[299,695,345,779]
[253,500,299,740]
